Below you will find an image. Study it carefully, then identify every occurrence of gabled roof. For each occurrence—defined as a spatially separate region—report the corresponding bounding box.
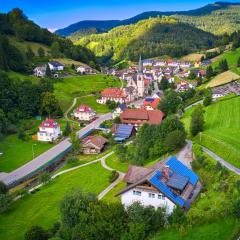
[48,61,64,67]
[82,135,108,150]
[75,104,94,113]
[40,119,59,128]
[115,124,134,139]
[101,88,125,98]
[166,156,199,186]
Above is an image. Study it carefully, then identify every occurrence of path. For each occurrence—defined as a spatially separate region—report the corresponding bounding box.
[176,140,193,169]
[202,146,240,175]
[64,97,79,123]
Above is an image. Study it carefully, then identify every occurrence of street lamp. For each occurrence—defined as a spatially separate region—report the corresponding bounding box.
[32,144,37,160]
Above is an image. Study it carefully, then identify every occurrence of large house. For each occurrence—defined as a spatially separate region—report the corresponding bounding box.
[76,65,94,75]
[120,109,165,127]
[82,135,108,154]
[97,87,126,104]
[37,119,62,142]
[33,65,46,77]
[117,157,201,213]
[73,104,96,121]
[48,61,64,71]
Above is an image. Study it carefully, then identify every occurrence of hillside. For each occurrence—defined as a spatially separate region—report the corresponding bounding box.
[57,2,240,37]
[76,17,217,63]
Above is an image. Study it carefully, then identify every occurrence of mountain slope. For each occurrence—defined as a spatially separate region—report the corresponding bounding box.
[76,17,217,63]
[56,2,240,36]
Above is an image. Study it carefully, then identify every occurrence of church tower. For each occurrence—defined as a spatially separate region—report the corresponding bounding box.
[137,55,145,97]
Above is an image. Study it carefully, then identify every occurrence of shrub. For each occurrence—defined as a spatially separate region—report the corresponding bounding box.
[66,156,78,166]
[24,226,49,240]
[0,181,8,194]
[109,170,119,183]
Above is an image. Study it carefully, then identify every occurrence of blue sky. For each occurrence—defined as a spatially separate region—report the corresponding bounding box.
[0,0,239,29]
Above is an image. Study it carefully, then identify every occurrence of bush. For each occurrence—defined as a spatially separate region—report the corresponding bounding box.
[38,172,51,184]
[66,156,78,166]
[0,194,13,213]
[232,198,240,218]
[0,181,8,194]
[109,170,119,183]
[24,226,49,240]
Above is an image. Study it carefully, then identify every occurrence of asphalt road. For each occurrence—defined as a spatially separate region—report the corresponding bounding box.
[0,113,112,186]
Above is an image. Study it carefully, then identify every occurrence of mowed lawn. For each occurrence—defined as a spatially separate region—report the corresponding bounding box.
[182,97,240,167]
[0,162,111,240]
[54,74,121,112]
[0,135,54,172]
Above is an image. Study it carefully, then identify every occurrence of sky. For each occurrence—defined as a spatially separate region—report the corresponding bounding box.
[0,0,239,30]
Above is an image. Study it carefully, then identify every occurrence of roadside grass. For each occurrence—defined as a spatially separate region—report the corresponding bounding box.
[102,181,125,203]
[54,74,121,112]
[206,70,239,88]
[0,162,111,240]
[0,134,54,173]
[182,97,240,168]
[105,153,129,173]
[151,218,239,240]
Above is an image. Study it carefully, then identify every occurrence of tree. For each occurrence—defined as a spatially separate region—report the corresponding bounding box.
[115,144,128,162]
[24,226,48,240]
[164,130,186,152]
[26,46,35,61]
[0,181,7,195]
[38,47,45,58]
[203,91,212,106]
[0,194,13,213]
[206,66,214,79]
[106,100,118,110]
[190,105,205,136]
[63,121,71,136]
[40,92,62,117]
[46,64,51,78]
[51,42,61,58]
[188,71,196,80]
[232,197,240,218]
[218,59,229,72]
[237,57,240,68]
[70,132,82,154]
[38,172,51,184]
[158,76,170,91]
[168,206,186,226]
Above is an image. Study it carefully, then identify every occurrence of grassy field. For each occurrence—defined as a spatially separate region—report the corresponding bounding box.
[74,95,109,114]
[0,162,111,240]
[151,218,239,240]
[102,181,125,203]
[54,74,121,112]
[206,70,239,88]
[181,53,204,62]
[105,153,130,173]
[182,97,240,168]
[0,134,54,172]
[51,58,84,66]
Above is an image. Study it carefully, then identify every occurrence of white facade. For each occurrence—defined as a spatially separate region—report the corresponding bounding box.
[37,125,61,142]
[121,188,175,214]
[73,109,96,121]
[48,62,64,71]
[97,97,125,104]
[137,74,145,97]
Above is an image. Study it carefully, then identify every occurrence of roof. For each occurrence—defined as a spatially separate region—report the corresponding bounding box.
[166,156,199,185]
[40,119,59,128]
[143,98,160,110]
[75,104,94,113]
[115,124,134,139]
[166,173,189,191]
[48,61,64,67]
[82,135,108,150]
[101,88,125,98]
[118,104,127,111]
[120,109,164,125]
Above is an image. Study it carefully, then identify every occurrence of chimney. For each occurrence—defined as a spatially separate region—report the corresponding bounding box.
[163,165,170,179]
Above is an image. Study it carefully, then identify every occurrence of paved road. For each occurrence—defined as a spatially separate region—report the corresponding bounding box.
[202,146,240,175]
[0,113,112,186]
[176,140,193,169]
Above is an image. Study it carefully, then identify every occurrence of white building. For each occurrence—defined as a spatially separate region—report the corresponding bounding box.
[117,157,200,214]
[112,104,127,119]
[73,104,96,121]
[33,65,46,77]
[76,65,94,75]
[37,119,62,142]
[48,61,64,71]
[97,87,126,104]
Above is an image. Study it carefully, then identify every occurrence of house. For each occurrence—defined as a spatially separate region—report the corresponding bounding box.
[33,65,46,77]
[97,87,126,104]
[82,135,108,154]
[143,59,153,67]
[151,92,161,99]
[198,69,207,78]
[112,104,127,119]
[76,65,94,75]
[48,61,65,71]
[37,119,62,142]
[73,104,96,121]
[177,80,194,92]
[117,156,201,214]
[111,124,136,141]
[143,98,160,110]
[120,109,165,127]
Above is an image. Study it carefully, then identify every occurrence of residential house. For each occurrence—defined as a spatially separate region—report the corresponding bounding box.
[48,61,65,71]
[143,98,160,110]
[82,135,108,154]
[112,104,127,119]
[120,109,165,127]
[111,124,136,141]
[37,119,62,142]
[73,104,96,121]
[76,65,94,75]
[97,87,126,104]
[177,80,194,92]
[117,156,201,213]
[33,65,46,77]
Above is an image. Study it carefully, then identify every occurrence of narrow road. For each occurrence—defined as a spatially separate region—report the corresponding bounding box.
[64,97,79,123]
[202,146,240,175]
[176,140,193,169]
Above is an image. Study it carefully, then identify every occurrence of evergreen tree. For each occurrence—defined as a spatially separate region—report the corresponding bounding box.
[219,59,229,72]
[63,121,71,136]
[190,105,205,136]
[51,41,61,58]
[206,66,214,79]
[26,46,35,60]
[237,57,240,67]
[45,64,51,78]
[37,47,45,58]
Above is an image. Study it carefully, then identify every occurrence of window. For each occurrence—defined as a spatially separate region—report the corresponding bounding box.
[148,193,155,198]
[158,194,165,200]
[133,190,141,196]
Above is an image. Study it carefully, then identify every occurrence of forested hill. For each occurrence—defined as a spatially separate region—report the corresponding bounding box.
[56,2,240,36]
[0,8,97,73]
[76,17,217,63]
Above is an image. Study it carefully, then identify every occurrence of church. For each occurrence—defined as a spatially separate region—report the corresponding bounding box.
[125,56,147,100]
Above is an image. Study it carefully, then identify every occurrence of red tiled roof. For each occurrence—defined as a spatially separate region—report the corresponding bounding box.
[120,109,164,125]
[101,87,125,98]
[82,135,108,149]
[75,104,93,113]
[40,119,59,128]
[143,98,160,110]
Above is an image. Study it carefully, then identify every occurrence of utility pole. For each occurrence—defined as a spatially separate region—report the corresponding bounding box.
[32,144,37,160]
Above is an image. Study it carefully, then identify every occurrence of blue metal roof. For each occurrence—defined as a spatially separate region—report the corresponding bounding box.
[115,124,134,139]
[118,104,127,111]
[149,171,185,207]
[145,98,155,103]
[166,157,199,186]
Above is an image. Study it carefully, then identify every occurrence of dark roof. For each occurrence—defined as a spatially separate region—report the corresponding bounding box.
[167,173,189,191]
[118,104,127,111]
[166,157,199,186]
[115,124,134,139]
[48,61,64,67]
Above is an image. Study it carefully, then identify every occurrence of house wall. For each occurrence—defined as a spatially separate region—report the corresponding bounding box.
[37,126,61,142]
[121,188,176,214]
[74,112,96,121]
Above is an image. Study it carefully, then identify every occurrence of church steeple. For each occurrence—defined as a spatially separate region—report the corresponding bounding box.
[138,55,143,74]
